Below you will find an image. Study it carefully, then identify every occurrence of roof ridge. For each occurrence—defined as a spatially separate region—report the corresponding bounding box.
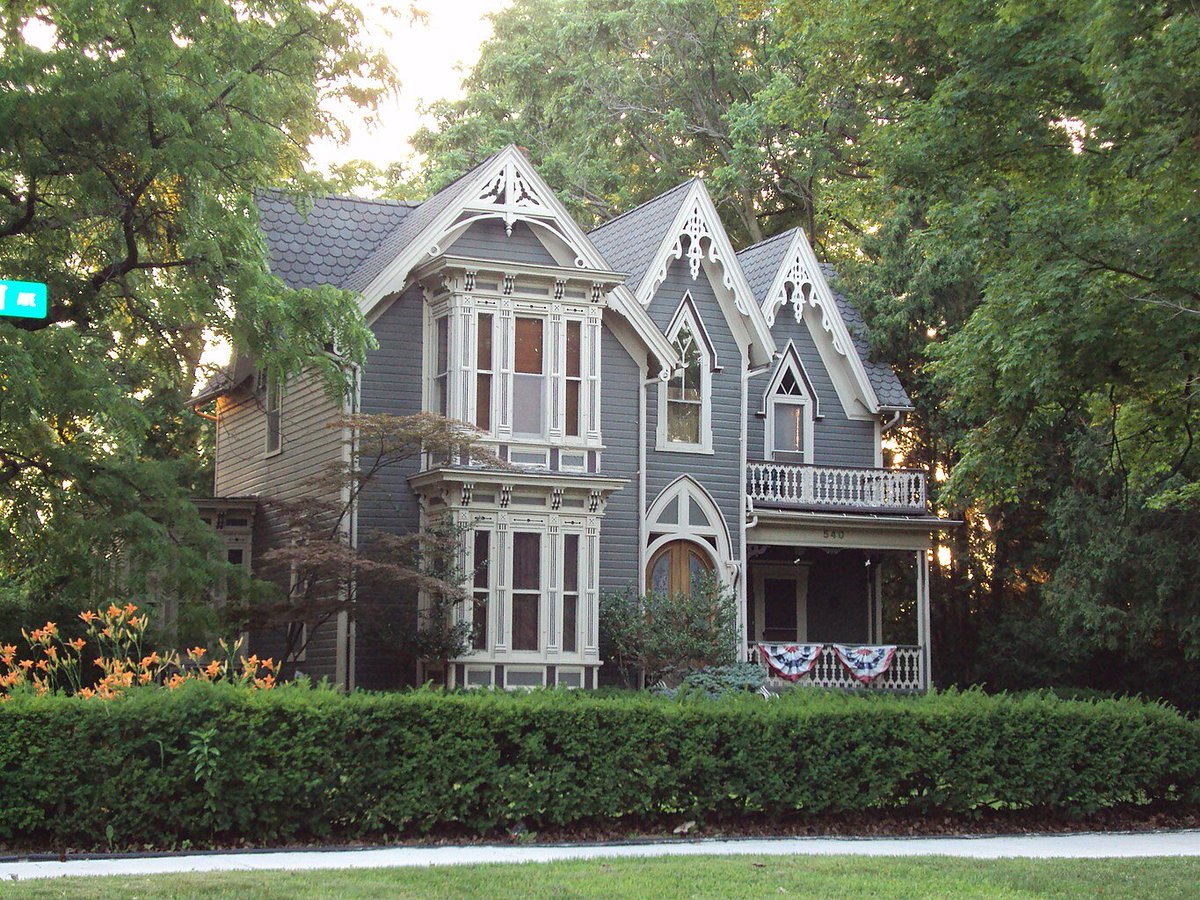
[256,186,420,208]
[588,178,695,235]
[736,226,799,256]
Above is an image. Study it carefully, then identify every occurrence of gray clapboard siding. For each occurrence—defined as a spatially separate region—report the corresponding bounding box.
[644,257,743,556]
[598,322,642,596]
[748,313,877,468]
[213,368,346,680]
[354,284,426,689]
[446,219,560,266]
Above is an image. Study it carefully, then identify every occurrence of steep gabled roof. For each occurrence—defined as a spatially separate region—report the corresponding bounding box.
[341,155,500,294]
[587,180,695,293]
[737,228,913,411]
[256,190,418,290]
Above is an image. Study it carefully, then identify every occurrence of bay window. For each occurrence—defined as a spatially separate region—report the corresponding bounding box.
[476,313,493,431]
[565,320,582,438]
[471,530,490,650]
[511,531,541,651]
[562,533,579,652]
[433,316,449,417]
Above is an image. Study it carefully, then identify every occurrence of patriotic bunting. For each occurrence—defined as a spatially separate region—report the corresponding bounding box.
[831,644,897,684]
[757,643,824,682]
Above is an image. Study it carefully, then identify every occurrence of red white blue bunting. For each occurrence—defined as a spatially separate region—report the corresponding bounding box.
[757,643,824,682]
[832,644,897,684]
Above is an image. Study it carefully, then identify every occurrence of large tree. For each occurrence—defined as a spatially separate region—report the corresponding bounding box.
[0,0,394,623]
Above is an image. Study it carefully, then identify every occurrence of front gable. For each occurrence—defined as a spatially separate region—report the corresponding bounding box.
[637,181,775,369]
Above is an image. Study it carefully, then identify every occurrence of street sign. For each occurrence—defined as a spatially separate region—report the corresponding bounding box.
[0,279,48,319]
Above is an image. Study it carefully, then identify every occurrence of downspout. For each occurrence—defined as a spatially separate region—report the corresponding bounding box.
[881,409,904,432]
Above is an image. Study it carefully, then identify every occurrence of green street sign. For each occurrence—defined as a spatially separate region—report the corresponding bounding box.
[0,279,48,319]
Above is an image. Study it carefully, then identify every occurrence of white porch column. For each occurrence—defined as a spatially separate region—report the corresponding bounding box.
[915,549,932,689]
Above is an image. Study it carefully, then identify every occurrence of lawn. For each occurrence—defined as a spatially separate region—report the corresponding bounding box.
[4,854,1199,899]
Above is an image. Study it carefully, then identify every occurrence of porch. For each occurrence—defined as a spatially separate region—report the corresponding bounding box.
[744,511,942,691]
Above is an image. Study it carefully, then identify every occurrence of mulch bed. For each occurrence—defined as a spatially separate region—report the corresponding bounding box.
[3,804,1198,858]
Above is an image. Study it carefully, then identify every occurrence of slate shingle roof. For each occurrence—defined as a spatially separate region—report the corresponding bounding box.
[255,189,418,290]
[737,229,913,411]
[587,180,694,293]
[342,155,501,293]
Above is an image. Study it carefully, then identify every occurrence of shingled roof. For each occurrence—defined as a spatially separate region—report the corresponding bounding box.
[587,180,694,293]
[737,229,913,410]
[255,189,418,290]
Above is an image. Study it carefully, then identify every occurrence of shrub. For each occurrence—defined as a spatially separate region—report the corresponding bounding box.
[600,574,739,685]
[0,685,1196,850]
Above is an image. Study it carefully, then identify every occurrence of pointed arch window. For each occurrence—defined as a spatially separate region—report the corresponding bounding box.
[658,295,714,453]
[765,346,817,463]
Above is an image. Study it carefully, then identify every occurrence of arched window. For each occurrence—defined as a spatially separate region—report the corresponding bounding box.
[647,540,714,597]
[658,294,714,452]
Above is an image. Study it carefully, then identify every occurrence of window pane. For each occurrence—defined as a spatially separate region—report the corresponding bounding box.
[774,403,803,453]
[562,594,577,653]
[650,553,670,595]
[515,317,543,374]
[477,313,493,370]
[565,380,580,437]
[512,533,540,591]
[512,594,539,650]
[563,535,579,593]
[227,548,243,566]
[476,373,491,430]
[512,374,544,435]
[471,599,488,651]
[436,317,449,372]
[667,400,701,444]
[473,531,489,590]
[566,321,581,378]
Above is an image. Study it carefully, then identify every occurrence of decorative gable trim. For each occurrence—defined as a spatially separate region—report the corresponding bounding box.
[761,230,881,413]
[356,145,678,376]
[636,180,775,367]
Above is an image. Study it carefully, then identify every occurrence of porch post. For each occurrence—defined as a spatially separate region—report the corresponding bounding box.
[915,549,932,689]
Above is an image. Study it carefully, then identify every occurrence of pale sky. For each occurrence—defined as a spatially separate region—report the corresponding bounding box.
[309,0,513,172]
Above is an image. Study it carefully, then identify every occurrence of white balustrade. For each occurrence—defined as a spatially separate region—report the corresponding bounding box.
[746,461,926,513]
[748,643,925,692]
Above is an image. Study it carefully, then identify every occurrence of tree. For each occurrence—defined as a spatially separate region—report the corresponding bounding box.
[236,412,499,679]
[0,0,396,622]
[407,0,875,249]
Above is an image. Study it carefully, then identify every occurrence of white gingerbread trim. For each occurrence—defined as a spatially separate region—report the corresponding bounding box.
[635,180,775,368]
[760,229,881,413]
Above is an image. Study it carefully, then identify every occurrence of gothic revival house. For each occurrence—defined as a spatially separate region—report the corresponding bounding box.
[194,146,951,691]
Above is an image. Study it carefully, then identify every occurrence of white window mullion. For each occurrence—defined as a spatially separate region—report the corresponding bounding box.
[494,518,509,651]
[497,305,514,438]
[457,299,475,427]
[584,522,600,658]
[546,521,560,654]
[547,310,563,441]
[586,310,602,442]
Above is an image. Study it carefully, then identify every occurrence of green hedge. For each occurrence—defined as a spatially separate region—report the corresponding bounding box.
[1,684,1197,849]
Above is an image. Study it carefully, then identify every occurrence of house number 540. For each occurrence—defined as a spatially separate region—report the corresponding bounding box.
[823,528,846,540]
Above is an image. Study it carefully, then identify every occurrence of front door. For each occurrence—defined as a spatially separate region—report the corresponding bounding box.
[752,565,808,643]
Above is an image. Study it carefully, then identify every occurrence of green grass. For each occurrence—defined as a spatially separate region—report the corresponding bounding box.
[4,855,1199,899]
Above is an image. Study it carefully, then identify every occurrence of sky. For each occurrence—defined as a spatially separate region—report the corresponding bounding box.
[309,0,512,172]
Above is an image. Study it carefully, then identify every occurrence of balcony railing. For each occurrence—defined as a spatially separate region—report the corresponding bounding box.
[748,643,925,691]
[747,461,926,513]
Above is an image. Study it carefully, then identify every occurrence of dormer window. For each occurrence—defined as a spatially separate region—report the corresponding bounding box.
[764,345,817,463]
[658,294,714,453]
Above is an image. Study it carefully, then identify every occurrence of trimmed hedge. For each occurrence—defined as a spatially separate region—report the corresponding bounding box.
[1,684,1197,849]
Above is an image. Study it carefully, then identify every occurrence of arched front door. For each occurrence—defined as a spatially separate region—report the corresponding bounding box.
[647,539,714,597]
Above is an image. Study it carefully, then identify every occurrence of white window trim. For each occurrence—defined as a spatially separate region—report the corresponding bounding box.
[763,344,818,464]
[656,293,715,454]
[261,371,283,458]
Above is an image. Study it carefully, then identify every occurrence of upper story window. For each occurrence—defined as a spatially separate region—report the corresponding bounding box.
[476,314,493,431]
[658,294,713,453]
[434,316,450,416]
[565,320,582,438]
[259,370,283,456]
[765,346,817,463]
[512,317,545,437]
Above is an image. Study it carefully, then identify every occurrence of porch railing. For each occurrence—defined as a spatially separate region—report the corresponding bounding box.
[746,461,926,513]
[748,643,926,691]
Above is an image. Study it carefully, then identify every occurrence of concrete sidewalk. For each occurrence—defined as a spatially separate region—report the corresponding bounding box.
[2,831,1198,881]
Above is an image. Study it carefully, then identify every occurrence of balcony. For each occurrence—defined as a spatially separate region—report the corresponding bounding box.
[746,461,927,514]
